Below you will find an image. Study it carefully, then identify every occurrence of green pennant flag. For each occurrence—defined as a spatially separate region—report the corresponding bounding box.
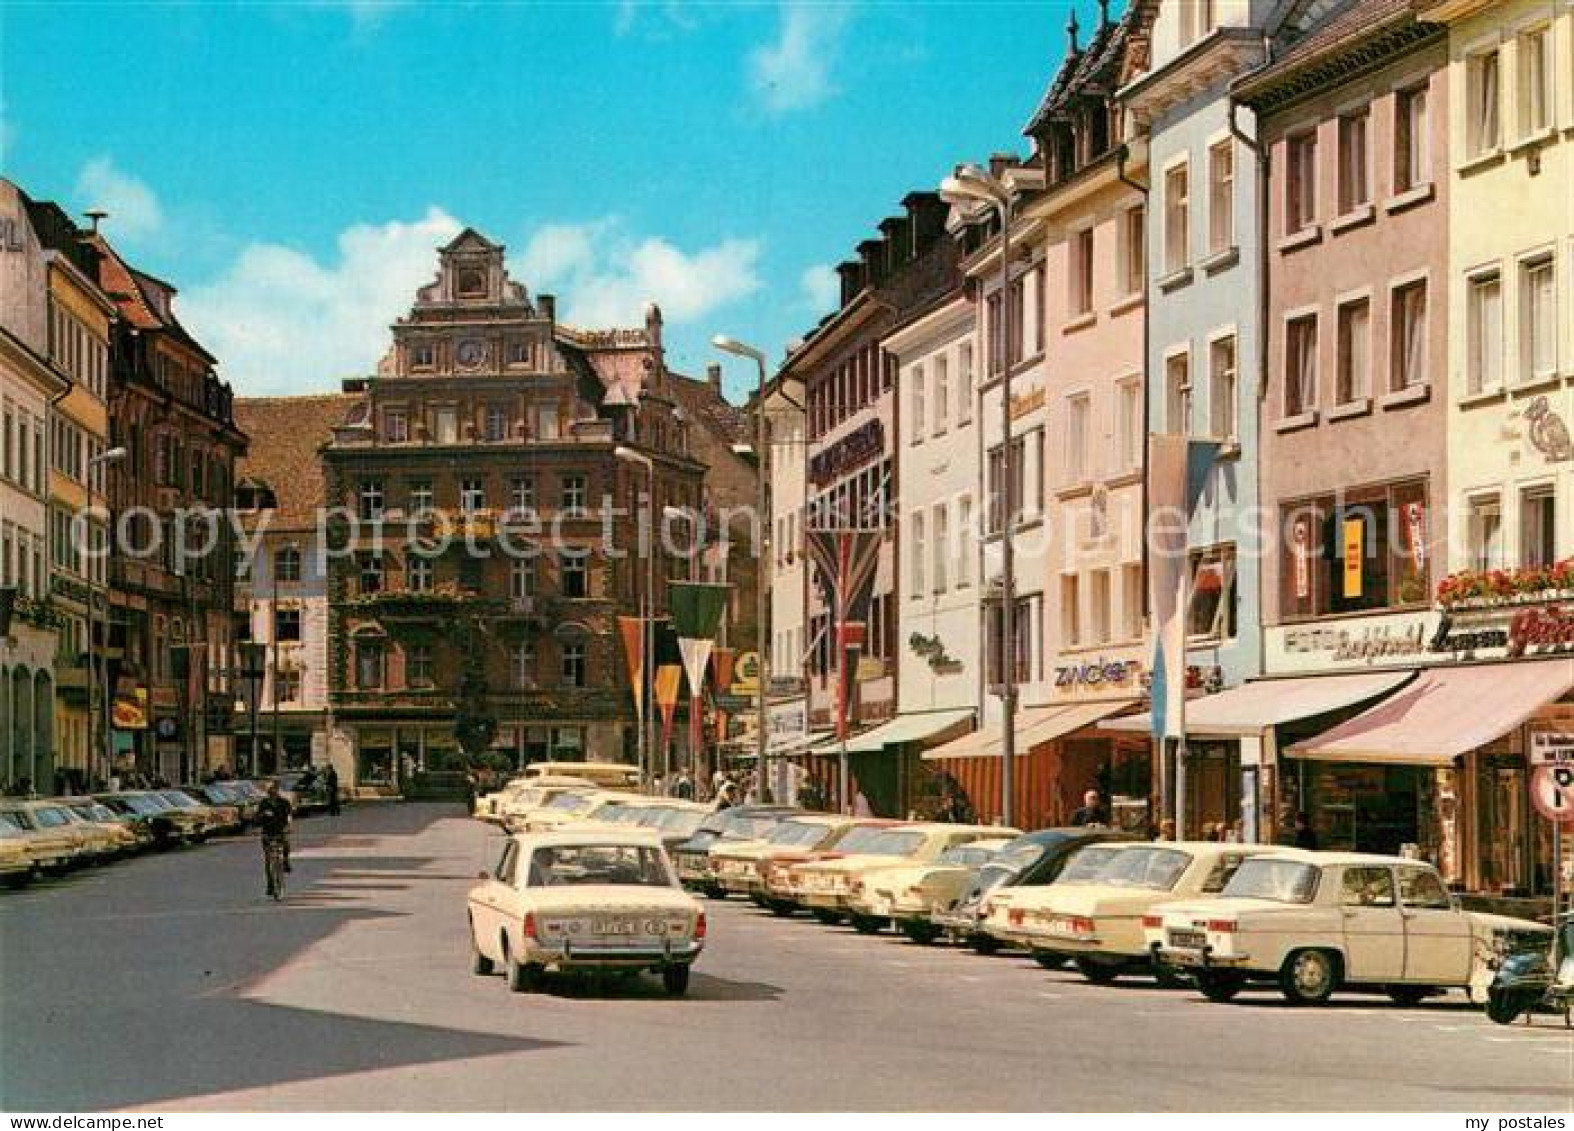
[669,582,730,641]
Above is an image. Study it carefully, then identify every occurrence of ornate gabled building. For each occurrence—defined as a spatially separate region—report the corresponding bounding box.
[321,228,717,789]
[85,228,247,785]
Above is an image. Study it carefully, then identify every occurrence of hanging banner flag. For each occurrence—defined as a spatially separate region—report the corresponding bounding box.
[1404,501,1427,572]
[1147,435,1221,741]
[805,528,883,741]
[670,582,730,642]
[655,663,683,766]
[1342,516,1364,599]
[617,616,645,719]
[712,647,735,694]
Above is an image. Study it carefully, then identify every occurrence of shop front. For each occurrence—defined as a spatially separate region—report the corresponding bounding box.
[809,707,974,818]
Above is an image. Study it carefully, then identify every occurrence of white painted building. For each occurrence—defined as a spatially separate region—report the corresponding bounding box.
[762,372,810,755]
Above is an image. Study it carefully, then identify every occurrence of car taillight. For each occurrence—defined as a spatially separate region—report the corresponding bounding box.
[1071,916,1096,935]
[1008,908,1024,926]
[851,880,864,894]
[1141,915,1163,930]
[1207,919,1236,934]
[522,912,538,940]
[695,912,707,940]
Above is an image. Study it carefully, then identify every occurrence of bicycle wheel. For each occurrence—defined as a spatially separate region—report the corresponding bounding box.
[266,844,285,901]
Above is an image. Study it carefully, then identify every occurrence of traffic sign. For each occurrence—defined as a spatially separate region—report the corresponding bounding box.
[1531,763,1574,824]
[1530,731,1574,765]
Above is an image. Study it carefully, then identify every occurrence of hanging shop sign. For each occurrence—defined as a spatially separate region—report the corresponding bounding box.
[1341,517,1364,599]
[809,420,884,486]
[1009,386,1045,421]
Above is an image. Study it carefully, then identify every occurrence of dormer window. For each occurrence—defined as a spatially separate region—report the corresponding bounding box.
[456,266,486,298]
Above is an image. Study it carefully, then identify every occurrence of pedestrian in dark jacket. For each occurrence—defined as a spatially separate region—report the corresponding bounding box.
[324,764,341,816]
[1293,811,1318,850]
[1070,788,1108,827]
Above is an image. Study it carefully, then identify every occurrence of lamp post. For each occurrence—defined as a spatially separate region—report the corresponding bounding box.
[712,334,772,801]
[87,445,126,788]
[613,446,656,790]
[238,640,267,779]
[940,164,1018,829]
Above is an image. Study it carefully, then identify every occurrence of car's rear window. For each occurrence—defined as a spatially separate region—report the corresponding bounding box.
[527,844,673,888]
[1222,859,1321,904]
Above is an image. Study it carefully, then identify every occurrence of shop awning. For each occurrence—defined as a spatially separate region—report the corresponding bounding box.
[922,700,1138,760]
[1100,671,1414,738]
[1285,659,1574,765]
[809,708,976,755]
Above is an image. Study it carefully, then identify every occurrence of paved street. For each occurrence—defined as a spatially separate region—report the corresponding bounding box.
[1,802,1568,1112]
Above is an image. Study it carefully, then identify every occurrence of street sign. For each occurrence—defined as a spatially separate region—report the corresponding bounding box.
[1530,731,1574,765]
[714,694,751,713]
[1531,763,1574,824]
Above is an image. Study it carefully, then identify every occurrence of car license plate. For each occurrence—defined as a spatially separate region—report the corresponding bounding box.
[591,919,640,936]
[1169,928,1206,950]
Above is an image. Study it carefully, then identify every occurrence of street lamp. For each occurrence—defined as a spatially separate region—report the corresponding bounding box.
[940,163,1019,829]
[712,334,772,802]
[613,445,657,790]
[87,445,127,788]
[238,641,267,779]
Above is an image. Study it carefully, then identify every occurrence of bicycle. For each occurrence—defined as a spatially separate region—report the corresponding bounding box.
[263,834,288,901]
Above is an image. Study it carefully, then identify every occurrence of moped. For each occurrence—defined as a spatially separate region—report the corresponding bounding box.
[1486,910,1574,1026]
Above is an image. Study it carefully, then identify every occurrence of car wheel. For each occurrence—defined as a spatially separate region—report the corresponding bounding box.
[1152,961,1188,989]
[1074,956,1122,985]
[969,934,1000,956]
[4,871,32,890]
[1194,970,1246,1003]
[849,914,885,935]
[902,922,941,946]
[1385,984,1434,1007]
[504,941,543,994]
[765,899,797,917]
[704,885,727,900]
[662,964,692,996]
[1033,951,1067,971]
[470,924,494,976]
[812,909,844,926]
[1279,949,1338,1006]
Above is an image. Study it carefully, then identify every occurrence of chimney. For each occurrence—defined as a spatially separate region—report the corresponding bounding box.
[84,210,108,233]
[836,260,864,307]
[858,239,885,288]
[706,363,722,392]
[539,294,556,322]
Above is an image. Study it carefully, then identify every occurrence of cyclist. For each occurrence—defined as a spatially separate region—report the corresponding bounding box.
[256,781,294,898]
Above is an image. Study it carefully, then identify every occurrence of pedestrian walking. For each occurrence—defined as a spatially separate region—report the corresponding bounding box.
[1293,811,1318,850]
[674,771,694,800]
[1070,788,1108,827]
[324,764,341,816]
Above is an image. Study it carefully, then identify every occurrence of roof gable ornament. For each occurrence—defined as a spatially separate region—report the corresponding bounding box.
[1066,7,1080,54]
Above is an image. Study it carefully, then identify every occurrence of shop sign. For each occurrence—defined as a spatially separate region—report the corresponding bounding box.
[1009,386,1045,421]
[1341,518,1364,599]
[1292,516,1312,600]
[154,716,180,742]
[1530,732,1574,766]
[1055,657,1143,690]
[731,652,761,695]
[809,420,884,486]
[766,698,808,754]
[111,689,148,730]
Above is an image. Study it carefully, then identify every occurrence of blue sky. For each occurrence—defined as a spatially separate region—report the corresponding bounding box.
[2,0,1096,402]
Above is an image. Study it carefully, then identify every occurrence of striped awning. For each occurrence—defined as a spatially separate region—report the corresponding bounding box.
[809,708,976,755]
[922,700,1138,761]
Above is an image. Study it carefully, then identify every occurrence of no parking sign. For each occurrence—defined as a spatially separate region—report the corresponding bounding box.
[1531,763,1574,824]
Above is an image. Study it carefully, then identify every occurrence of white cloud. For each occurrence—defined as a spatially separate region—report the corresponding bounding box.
[519,217,762,329]
[74,157,164,243]
[180,207,463,396]
[748,3,851,114]
[614,1,702,38]
[800,262,839,312]
[330,0,410,28]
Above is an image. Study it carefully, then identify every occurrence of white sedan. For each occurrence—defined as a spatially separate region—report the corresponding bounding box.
[467,830,706,996]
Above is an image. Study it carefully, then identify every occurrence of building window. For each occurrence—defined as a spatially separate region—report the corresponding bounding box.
[1467,47,1501,157]
[560,643,586,688]
[274,545,301,583]
[1469,493,1504,572]
[932,355,948,436]
[534,403,561,441]
[1119,204,1145,295]
[385,409,408,443]
[411,343,435,369]
[1164,162,1189,274]
[910,362,925,441]
[506,339,531,367]
[1337,107,1370,214]
[358,553,384,594]
[561,474,586,511]
[560,553,587,598]
[957,342,974,424]
[1090,569,1111,645]
[358,479,384,520]
[1065,394,1091,484]
[1121,562,1143,640]
[1521,485,1557,568]
[408,553,433,592]
[407,644,433,688]
[1179,0,1215,45]
[484,405,508,442]
[461,478,485,513]
[1116,377,1142,473]
[1060,573,1081,649]
[1336,298,1371,405]
[1467,270,1503,394]
[1188,545,1237,641]
[356,642,384,689]
[434,407,458,444]
[275,668,301,705]
[1391,279,1427,391]
[1070,227,1095,315]
[1396,84,1431,191]
[510,557,535,600]
[1281,479,1430,620]
[408,479,434,513]
[1286,130,1317,232]
[1286,314,1318,416]
[1520,254,1556,383]
[909,510,925,597]
[957,496,972,587]
[1165,351,1190,436]
[509,476,536,514]
[1207,140,1234,253]
[932,504,948,594]
[274,607,302,643]
[513,641,536,689]
[1210,335,1237,443]
[1517,25,1551,139]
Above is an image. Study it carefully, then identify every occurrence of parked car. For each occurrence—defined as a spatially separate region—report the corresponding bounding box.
[476,775,594,824]
[710,814,853,900]
[495,782,602,827]
[849,837,1016,944]
[761,821,906,912]
[672,806,802,896]
[788,823,1007,931]
[520,761,642,789]
[504,791,640,834]
[0,819,35,887]
[274,770,329,814]
[0,801,89,870]
[95,791,192,847]
[1143,850,1553,1006]
[983,841,1289,984]
[57,798,142,856]
[931,827,1136,953]
[194,781,259,825]
[466,830,705,996]
[158,789,240,836]
[979,841,1142,959]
